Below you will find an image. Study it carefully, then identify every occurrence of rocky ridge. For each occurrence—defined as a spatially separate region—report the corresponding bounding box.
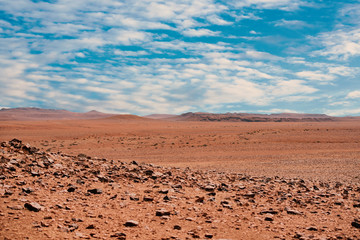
[1,139,359,239]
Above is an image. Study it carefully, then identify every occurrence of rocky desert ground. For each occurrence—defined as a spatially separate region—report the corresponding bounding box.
[1,110,360,239]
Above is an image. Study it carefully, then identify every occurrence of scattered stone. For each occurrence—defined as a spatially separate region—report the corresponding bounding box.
[110,232,126,239]
[156,209,171,216]
[143,196,154,202]
[174,225,182,230]
[124,220,139,227]
[205,233,213,239]
[24,202,43,212]
[86,224,95,229]
[351,219,360,229]
[87,188,102,194]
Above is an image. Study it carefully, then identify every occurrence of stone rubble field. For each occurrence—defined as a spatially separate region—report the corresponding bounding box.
[1,139,360,239]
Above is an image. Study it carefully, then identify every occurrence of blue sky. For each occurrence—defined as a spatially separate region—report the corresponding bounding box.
[0,0,360,116]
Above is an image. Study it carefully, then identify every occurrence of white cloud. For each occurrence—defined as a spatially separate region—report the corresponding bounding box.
[246,50,283,61]
[312,28,360,60]
[325,108,360,117]
[182,28,220,37]
[274,19,312,29]
[270,80,318,96]
[296,71,335,81]
[346,90,360,99]
[229,0,308,11]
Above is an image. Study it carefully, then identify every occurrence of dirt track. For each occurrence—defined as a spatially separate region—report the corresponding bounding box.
[0,119,359,183]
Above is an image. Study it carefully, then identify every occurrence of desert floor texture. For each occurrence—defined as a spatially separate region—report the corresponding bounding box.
[1,119,360,239]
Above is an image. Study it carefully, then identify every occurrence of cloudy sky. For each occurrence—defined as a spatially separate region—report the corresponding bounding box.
[0,0,360,116]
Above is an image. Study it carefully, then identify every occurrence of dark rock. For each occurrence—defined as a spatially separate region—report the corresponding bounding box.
[204,185,216,192]
[159,189,169,194]
[306,227,318,231]
[260,210,278,215]
[264,216,274,221]
[124,220,139,227]
[87,188,102,194]
[285,207,302,215]
[174,225,182,230]
[195,196,205,203]
[205,233,213,239]
[22,187,34,194]
[351,220,360,229]
[143,196,154,202]
[110,232,126,239]
[156,209,171,216]
[24,202,43,212]
[67,186,76,192]
[86,224,95,229]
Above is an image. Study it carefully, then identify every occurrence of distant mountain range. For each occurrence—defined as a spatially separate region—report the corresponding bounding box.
[1,107,359,122]
[0,107,116,121]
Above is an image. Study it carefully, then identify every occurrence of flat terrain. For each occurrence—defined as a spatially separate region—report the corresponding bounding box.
[0,119,359,183]
[1,120,360,239]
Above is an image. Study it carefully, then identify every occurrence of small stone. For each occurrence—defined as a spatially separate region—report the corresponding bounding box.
[110,232,126,239]
[86,224,95,229]
[204,185,216,192]
[24,202,43,212]
[67,186,76,192]
[143,196,154,202]
[87,188,102,194]
[195,197,205,203]
[351,220,360,229]
[306,227,318,231]
[159,189,169,194]
[156,209,171,216]
[7,205,23,210]
[264,216,273,222]
[174,225,182,230]
[22,187,34,194]
[205,233,213,239]
[124,220,139,227]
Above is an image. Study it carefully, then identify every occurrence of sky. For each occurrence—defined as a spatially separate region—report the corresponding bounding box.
[0,0,360,116]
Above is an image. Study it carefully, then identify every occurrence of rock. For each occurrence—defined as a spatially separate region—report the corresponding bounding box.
[174,225,182,230]
[24,202,43,212]
[264,216,274,221]
[7,205,23,210]
[86,224,95,229]
[195,196,205,203]
[205,233,213,239]
[110,232,126,239]
[124,220,139,227]
[87,188,102,194]
[22,187,34,194]
[243,192,256,198]
[285,207,302,215]
[351,219,360,229]
[306,227,318,231]
[67,186,76,192]
[159,189,169,194]
[260,210,278,215]
[143,196,154,202]
[156,209,171,216]
[204,185,216,192]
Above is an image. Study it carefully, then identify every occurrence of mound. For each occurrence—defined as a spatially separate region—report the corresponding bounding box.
[1,139,359,239]
[171,112,336,122]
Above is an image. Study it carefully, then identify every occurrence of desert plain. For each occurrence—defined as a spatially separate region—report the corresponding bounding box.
[1,114,360,239]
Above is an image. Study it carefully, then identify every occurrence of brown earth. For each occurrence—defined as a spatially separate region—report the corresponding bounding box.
[1,119,360,239]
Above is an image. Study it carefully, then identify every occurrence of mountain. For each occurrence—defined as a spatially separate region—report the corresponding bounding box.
[0,107,115,121]
[168,112,336,122]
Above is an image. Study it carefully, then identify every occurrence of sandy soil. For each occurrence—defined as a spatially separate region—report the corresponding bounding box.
[0,119,359,183]
[1,119,360,239]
